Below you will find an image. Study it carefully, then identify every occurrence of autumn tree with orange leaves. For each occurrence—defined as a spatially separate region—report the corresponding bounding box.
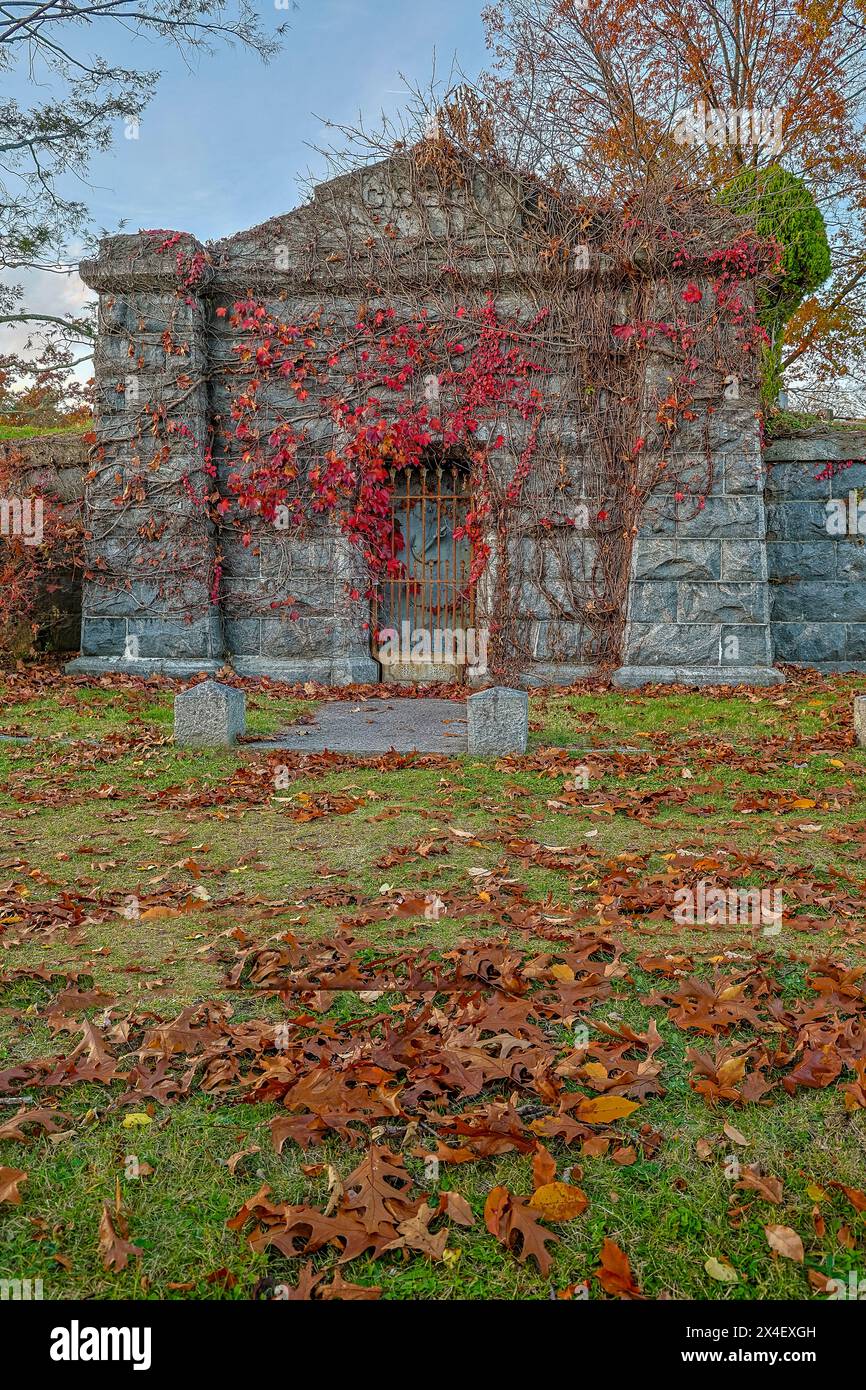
[478,0,866,411]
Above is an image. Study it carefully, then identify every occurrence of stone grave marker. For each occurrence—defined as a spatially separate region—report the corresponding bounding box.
[174,680,245,747]
[467,686,528,756]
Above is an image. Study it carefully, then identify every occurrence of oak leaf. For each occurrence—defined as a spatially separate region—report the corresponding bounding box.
[342,1145,416,1234]
[318,1269,381,1300]
[484,1185,560,1275]
[99,1202,143,1272]
[0,1107,71,1143]
[736,1166,783,1204]
[0,1167,27,1204]
[531,1143,556,1190]
[594,1237,642,1297]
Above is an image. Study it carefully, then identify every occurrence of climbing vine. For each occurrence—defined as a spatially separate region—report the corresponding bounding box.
[0,441,85,656]
[215,295,546,600]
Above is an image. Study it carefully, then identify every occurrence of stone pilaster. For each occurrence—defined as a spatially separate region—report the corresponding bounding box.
[67,232,224,677]
[615,411,784,687]
[766,428,866,672]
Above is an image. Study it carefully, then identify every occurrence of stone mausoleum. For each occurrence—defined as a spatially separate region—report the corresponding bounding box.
[67,150,866,687]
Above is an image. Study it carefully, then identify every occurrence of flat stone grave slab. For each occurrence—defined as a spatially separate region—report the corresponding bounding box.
[248,697,468,755]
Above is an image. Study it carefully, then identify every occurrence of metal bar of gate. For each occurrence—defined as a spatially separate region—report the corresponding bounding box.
[374,462,473,668]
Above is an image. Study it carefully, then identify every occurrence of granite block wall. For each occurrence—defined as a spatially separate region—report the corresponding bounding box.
[765,429,866,671]
[615,431,782,686]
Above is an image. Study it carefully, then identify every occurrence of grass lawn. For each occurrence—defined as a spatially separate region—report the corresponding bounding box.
[0,422,92,441]
[1,664,865,1302]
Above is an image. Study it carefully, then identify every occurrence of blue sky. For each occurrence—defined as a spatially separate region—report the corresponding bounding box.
[8,1,487,357]
[94,0,487,240]
[23,0,487,242]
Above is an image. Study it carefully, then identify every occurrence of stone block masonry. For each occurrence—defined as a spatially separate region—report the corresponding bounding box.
[765,429,866,671]
[617,426,866,682]
[615,449,783,687]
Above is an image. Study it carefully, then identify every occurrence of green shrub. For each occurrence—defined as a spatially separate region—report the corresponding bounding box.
[719,166,830,402]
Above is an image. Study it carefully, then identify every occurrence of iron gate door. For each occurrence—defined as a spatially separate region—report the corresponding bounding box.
[373,461,475,681]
